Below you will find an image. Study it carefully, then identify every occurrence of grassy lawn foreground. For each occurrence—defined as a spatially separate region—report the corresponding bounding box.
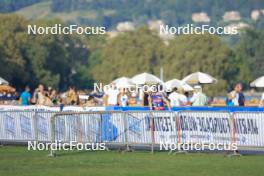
[0,146,263,176]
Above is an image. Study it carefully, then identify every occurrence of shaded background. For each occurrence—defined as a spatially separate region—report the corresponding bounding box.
[0,0,264,96]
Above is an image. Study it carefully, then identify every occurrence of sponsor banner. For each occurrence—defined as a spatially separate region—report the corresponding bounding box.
[36,114,49,141]
[233,112,264,147]
[0,110,264,149]
[0,111,55,141]
[123,112,176,144]
[4,114,16,139]
[20,114,32,138]
[125,112,152,144]
[177,111,232,145]
[152,112,177,144]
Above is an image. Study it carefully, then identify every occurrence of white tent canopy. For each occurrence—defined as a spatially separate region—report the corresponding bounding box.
[132,72,163,85]
[182,71,217,85]
[112,77,135,88]
[0,77,9,85]
[165,79,193,92]
[250,76,264,87]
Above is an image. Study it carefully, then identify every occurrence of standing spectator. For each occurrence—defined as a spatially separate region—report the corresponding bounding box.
[118,88,129,107]
[66,86,78,105]
[49,89,59,105]
[226,93,235,106]
[190,85,208,106]
[184,92,191,105]
[260,92,264,107]
[143,92,150,107]
[32,84,46,105]
[237,84,245,106]
[138,88,145,106]
[168,88,187,107]
[44,92,54,106]
[20,86,31,105]
[128,92,137,105]
[47,86,53,98]
[228,83,245,106]
[228,85,239,106]
[148,85,171,110]
[106,83,119,106]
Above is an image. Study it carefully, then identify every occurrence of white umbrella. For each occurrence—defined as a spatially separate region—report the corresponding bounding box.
[0,77,8,85]
[250,76,264,87]
[132,72,163,85]
[165,79,193,92]
[182,72,217,85]
[112,77,135,88]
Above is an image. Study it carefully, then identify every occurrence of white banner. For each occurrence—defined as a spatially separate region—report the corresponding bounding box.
[233,112,264,147]
[0,110,264,149]
[177,111,232,145]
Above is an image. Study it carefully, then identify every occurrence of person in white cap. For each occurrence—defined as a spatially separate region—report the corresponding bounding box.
[190,85,208,106]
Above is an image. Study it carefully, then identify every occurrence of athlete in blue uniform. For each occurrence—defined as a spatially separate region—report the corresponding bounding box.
[148,86,171,110]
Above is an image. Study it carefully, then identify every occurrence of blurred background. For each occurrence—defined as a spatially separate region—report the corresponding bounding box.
[0,0,263,99]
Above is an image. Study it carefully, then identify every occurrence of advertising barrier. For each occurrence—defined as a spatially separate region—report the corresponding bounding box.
[0,109,264,153]
[232,112,264,147]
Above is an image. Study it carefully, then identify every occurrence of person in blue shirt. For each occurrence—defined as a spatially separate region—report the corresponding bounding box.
[148,85,171,110]
[20,86,31,105]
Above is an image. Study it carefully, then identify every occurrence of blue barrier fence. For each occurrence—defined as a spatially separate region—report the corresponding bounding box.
[1,108,264,154]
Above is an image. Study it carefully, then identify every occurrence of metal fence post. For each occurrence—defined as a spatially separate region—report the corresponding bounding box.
[99,114,102,143]
[228,112,241,157]
[123,112,130,151]
[33,111,38,143]
[171,111,187,154]
[48,114,56,157]
[150,111,155,153]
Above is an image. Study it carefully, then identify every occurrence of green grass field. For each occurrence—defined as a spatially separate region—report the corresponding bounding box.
[0,146,264,176]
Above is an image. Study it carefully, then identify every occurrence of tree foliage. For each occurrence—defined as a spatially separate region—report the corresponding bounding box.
[0,14,263,96]
[92,27,165,83]
[235,29,264,86]
[92,29,238,95]
[0,0,44,12]
[163,34,237,95]
[0,14,92,90]
[50,0,264,28]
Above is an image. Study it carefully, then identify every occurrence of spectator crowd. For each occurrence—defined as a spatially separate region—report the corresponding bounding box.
[8,82,263,109]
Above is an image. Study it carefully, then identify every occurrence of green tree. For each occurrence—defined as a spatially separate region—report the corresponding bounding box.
[91,27,165,83]
[0,14,30,87]
[0,14,93,90]
[235,28,264,87]
[24,19,91,90]
[163,34,238,96]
